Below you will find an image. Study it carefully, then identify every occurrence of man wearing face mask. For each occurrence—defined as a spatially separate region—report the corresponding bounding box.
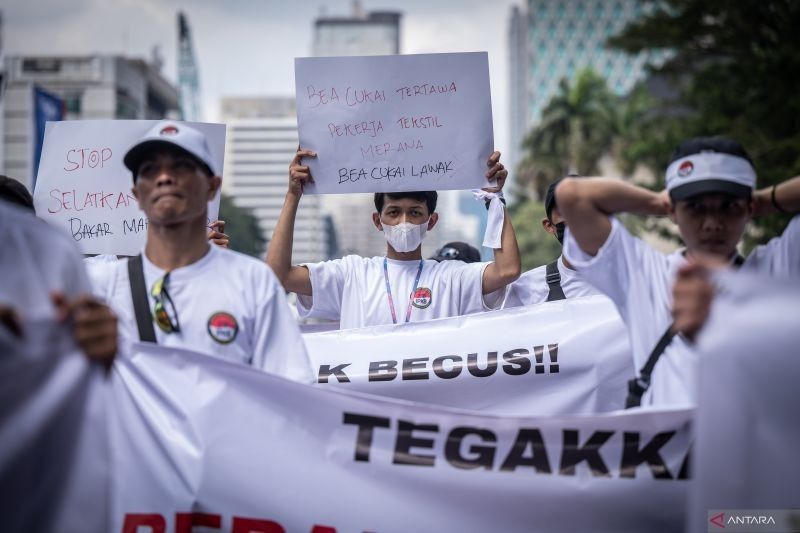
[503,177,601,308]
[267,149,521,330]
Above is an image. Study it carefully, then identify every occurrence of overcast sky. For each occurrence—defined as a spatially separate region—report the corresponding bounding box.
[3,0,520,152]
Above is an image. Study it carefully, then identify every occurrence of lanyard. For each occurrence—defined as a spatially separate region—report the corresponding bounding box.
[383,257,424,324]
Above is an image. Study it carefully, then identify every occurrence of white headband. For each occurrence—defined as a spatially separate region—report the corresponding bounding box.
[666,152,756,198]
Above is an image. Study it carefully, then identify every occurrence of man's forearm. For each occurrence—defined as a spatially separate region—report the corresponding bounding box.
[561,178,664,217]
[266,193,301,285]
[557,177,664,257]
[755,176,800,216]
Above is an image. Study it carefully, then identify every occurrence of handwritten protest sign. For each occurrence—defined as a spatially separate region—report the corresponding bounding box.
[294,52,494,194]
[32,120,225,255]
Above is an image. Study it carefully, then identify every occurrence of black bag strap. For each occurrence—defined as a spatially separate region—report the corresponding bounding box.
[625,253,746,408]
[127,254,157,343]
[625,326,675,408]
[545,260,567,302]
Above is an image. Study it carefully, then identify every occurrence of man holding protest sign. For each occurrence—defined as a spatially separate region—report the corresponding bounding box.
[267,148,520,330]
[90,121,310,379]
[556,136,800,407]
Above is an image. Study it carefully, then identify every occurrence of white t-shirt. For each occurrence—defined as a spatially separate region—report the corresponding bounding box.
[89,244,312,381]
[563,216,800,407]
[297,255,501,330]
[0,201,91,320]
[502,254,601,308]
[84,254,121,298]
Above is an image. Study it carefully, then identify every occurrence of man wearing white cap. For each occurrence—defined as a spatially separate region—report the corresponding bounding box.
[89,121,310,380]
[555,136,800,407]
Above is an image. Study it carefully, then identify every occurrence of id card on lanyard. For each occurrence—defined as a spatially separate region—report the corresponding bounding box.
[383,257,424,324]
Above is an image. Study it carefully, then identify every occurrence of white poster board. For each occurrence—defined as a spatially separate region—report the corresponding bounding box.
[32,120,226,256]
[294,52,494,194]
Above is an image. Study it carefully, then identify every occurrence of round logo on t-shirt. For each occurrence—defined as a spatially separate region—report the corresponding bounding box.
[412,287,432,309]
[207,312,239,344]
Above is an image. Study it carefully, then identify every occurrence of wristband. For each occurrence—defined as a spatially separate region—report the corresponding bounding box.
[485,195,506,210]
[771,184,790,214]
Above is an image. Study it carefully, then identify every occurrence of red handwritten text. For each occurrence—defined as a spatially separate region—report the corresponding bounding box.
[328,121,384,138]
[48,189,137,214]
[361,139,424,159]
[64,148,113,171]
[345,87,386,107]
[396,116,443,129]
[395,82,457,100]
[306,85,340,108]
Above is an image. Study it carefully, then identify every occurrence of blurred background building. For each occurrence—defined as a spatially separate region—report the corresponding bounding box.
[1,54,179,190]
[507,0,667,188]
[220,96,328,264]
[313,3,401,57]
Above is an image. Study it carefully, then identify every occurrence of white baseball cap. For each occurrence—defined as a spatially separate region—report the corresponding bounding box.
[666,151,756,201]
[123,121,218,180]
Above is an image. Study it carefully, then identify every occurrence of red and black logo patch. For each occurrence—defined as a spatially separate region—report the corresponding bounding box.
[677,160,694,177]
[207,311,239,344]
[160,125,179,136]
[412,287,432,309]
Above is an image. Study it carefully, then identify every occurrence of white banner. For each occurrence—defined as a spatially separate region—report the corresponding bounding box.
[2,334,691,533]
[32,120,226,255]
[302,295,633,416]
[294,52,494,194]
[110,344,691,533]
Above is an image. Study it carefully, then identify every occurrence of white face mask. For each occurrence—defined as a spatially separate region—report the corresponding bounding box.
[381,219,429,253]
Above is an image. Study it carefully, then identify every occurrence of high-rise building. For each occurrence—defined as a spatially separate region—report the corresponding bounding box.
[508,0,667,183]
[313,3,401,57]
[2,54,179,190]
[220,96,327,264]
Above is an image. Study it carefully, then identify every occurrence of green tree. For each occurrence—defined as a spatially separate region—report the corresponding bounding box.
[217,193,266,257]
[517,69,619,199]
[611,84,686,177]
[609,0,800,244]
[508,200,563,271]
